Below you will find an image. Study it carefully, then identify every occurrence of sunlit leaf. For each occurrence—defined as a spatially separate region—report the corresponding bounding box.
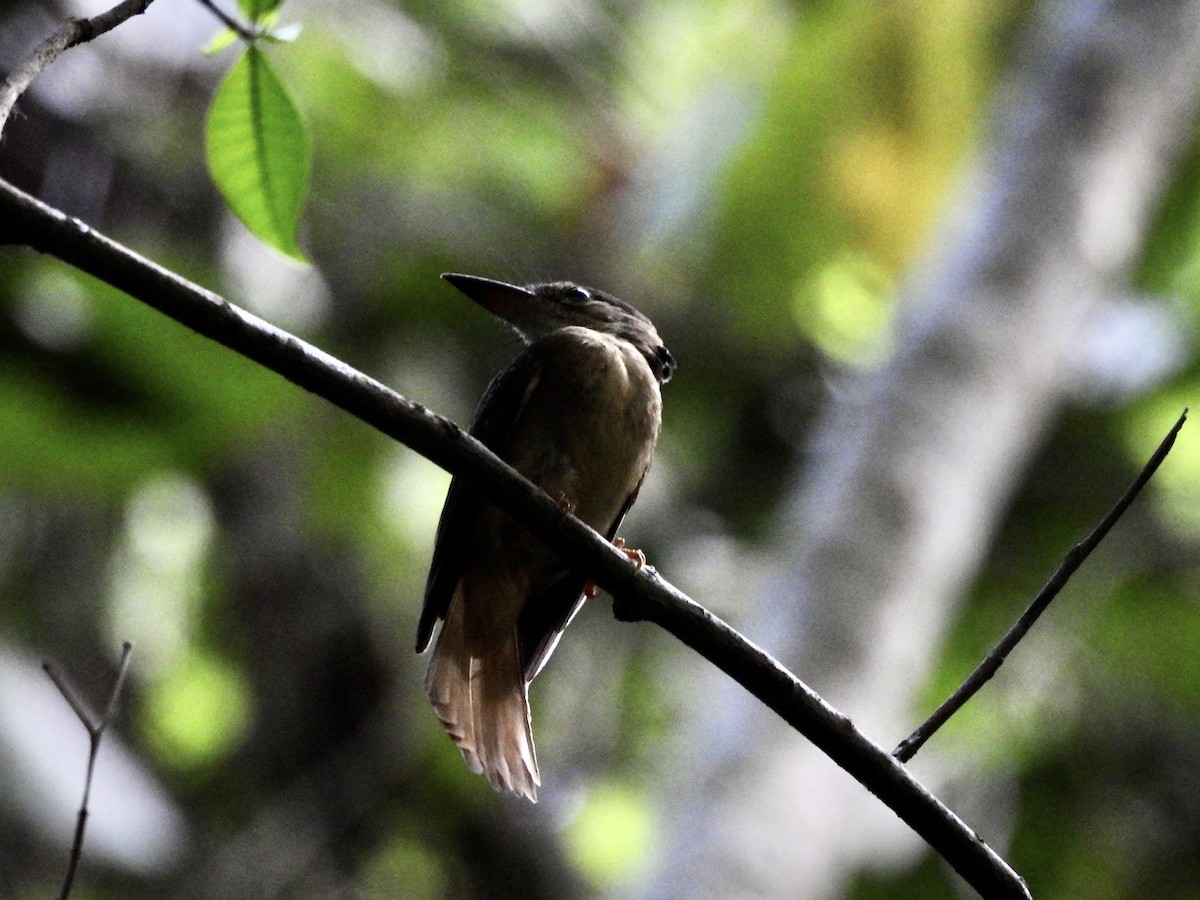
[206,46,310,261]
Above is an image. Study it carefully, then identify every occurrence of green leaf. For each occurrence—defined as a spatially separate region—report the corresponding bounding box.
[206,46,310,261]
[201,27,240,57]
[238,0,281,24]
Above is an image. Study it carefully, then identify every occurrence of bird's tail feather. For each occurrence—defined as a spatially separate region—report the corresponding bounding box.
[424,590,541,801]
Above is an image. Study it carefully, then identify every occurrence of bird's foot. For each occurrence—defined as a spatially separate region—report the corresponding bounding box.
[552,491,576,515]
[613,536,647,569]
[583,538,646,598]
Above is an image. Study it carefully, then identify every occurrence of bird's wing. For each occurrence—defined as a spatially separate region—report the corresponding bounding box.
[517,475,645,681]
[415,347,545,652]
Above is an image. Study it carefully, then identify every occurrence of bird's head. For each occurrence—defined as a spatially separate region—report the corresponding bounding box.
[442,273,675,383]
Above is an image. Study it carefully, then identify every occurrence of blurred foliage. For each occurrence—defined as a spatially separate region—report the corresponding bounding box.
[563,781,653,886]
[1,0,1198,897]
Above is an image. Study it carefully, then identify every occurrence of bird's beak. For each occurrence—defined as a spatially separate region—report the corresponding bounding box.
[442,273,534,319]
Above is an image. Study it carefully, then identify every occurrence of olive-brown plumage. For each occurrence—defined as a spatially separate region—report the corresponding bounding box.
[416,273,674,801]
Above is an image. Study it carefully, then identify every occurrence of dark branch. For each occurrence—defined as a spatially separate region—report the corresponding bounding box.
[0,176,1029,898]
[194,0,261,44]
[0,0,157,139]
[894,410,1188,763]
[44,642,135,900]
[613,573,1031,897]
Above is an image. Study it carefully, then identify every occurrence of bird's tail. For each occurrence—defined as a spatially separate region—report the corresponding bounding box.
[423,590,541,802]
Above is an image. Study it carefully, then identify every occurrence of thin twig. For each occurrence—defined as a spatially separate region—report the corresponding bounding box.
[41,663,95,728]
[194,0,260,43]
[0,0,157,140]
[44,642,135,900]
[0,177,1029,899]
[894,410,1188,763]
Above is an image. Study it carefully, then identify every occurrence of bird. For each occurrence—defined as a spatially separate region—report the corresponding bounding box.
[415,272,674,802]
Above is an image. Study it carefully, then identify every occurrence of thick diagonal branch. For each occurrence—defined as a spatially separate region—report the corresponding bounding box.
[0,175,1029,899]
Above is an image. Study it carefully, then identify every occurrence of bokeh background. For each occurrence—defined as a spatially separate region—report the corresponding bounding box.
[3,0,1200,897]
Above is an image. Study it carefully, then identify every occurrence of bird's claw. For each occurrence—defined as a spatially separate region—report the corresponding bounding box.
[582,538,645,598]
[613,537,646,569]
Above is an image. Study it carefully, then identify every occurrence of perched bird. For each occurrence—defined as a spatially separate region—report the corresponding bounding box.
[416,273,674,802]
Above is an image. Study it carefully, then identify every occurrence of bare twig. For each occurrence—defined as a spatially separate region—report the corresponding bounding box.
[894,409,1188,763]
[194,0,261,43]
[0,176,1029,899]
[0,0,157,140]
[44,641,135,900]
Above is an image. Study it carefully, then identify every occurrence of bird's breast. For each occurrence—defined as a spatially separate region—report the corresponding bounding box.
[504,327,662,533]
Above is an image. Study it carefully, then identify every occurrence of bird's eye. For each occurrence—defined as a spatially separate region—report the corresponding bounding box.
[566,286,590,303]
